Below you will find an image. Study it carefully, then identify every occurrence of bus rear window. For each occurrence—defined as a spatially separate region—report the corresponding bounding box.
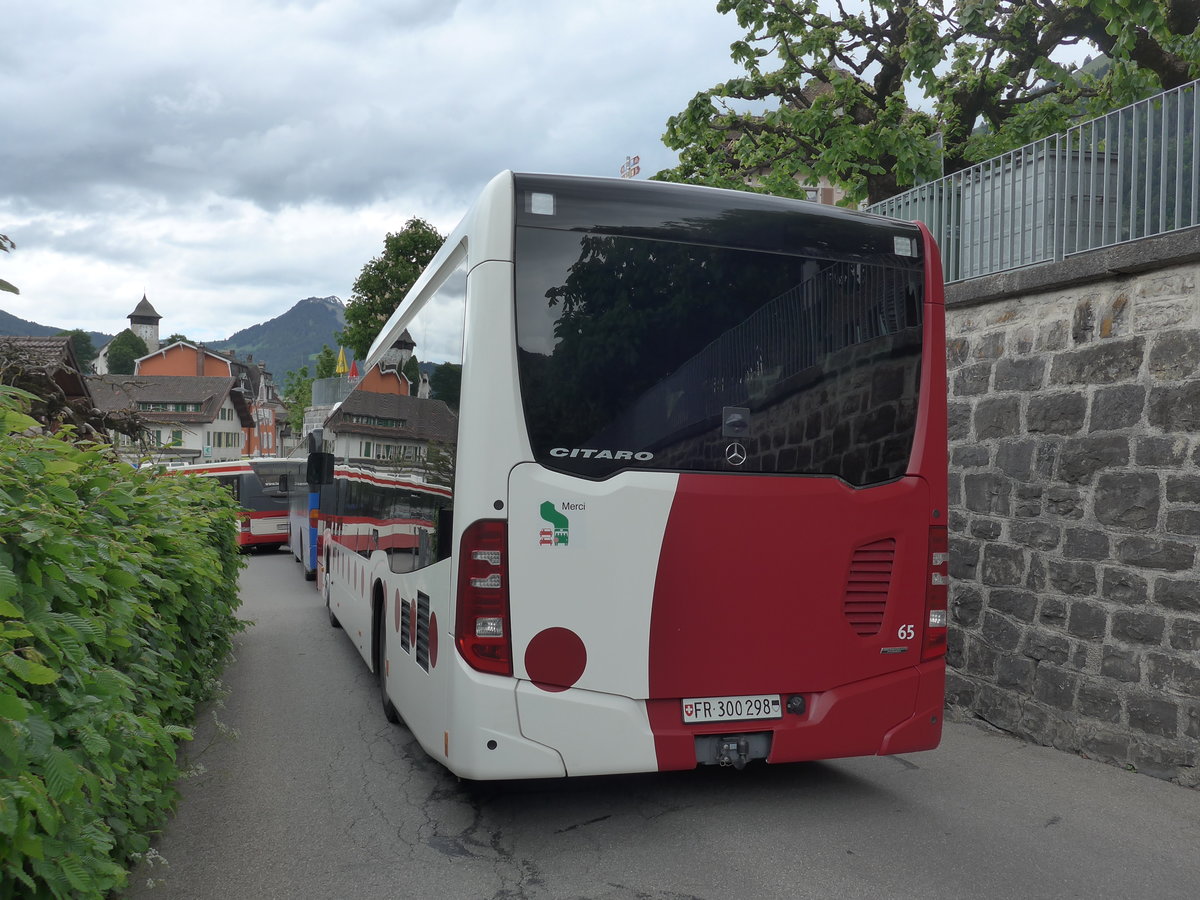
[514,226,924,486]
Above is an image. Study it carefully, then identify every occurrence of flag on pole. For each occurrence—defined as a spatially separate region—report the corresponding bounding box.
[335,346,348,375]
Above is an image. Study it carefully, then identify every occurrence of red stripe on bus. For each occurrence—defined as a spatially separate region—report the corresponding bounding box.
[324,515,434,528]
[332,468,452,496]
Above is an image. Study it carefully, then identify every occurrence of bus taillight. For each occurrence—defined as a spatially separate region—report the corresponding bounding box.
[923,526,949,661]
[455,519,512,676]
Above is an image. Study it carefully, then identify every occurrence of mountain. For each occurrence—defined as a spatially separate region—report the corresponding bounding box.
[0,308,110,349]
[208,296,346,378]
[2,295,345,378]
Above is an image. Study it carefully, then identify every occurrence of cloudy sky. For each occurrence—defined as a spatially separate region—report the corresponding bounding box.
[0,0,749,344]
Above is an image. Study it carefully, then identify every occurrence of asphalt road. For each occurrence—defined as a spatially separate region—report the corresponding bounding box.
[124,551,1200,900]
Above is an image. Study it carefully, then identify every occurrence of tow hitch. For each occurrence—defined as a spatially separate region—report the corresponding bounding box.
[695,733,771,769]
[720,737,750,769]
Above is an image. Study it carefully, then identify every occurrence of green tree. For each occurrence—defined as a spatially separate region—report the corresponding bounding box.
[105,330,148,376]
[402,354,421,386]
[340,219,444,361]
[1,233,17,295]
[430,361,461,411]
[421,440,457,488]
[314,344,338,379]
[282,365,313,432]
[56,329,98,369]
[164,333,191,345]
[280,346,339,432]
[520,230,794,451]
[658,0,1200,205]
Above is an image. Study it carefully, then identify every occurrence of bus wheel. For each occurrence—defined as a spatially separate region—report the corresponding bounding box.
[378,628,401,724]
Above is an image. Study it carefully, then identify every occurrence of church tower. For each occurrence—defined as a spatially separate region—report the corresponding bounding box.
[379,328,416,372]
[128,294,162,353]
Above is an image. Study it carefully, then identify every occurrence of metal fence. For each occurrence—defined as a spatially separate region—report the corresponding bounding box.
[868,78,1200,283]
[310,374,363,407]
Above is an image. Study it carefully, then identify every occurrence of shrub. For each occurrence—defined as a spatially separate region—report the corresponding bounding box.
[0,386,246,897]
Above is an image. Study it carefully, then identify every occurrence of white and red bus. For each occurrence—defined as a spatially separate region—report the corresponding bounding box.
[308,172,948,779]
[249,455,319,578]
[166,459,290,551]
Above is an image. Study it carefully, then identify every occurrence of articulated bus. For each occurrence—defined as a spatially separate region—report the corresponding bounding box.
[165,459,290,551]
[307,172,948,780]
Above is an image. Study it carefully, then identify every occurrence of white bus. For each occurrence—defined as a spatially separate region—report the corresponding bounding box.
[309,172,948,779]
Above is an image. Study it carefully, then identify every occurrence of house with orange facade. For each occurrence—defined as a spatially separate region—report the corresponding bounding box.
[90,294,290,456]
[302,332,418,438]
[350,362,410,396]
[135,340,288,456]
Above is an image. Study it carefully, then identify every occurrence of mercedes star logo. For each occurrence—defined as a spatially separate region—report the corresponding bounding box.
[725,442,747,466]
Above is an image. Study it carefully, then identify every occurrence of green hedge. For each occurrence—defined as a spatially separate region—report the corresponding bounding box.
[0,387,246,897]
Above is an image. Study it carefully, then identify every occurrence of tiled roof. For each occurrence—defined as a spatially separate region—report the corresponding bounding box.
[85,375,254,427]
[2,335,73,362]
[128,294,161,320]
[325,389,457,444]
[0,335,91,401]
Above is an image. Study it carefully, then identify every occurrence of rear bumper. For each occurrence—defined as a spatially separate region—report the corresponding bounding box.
[645,660,945,770]
[500,660,944,778]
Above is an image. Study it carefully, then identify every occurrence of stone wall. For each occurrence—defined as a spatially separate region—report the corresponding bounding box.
[944,239,1200,787]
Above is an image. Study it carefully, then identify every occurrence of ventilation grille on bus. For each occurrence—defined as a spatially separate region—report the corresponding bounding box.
[843,539,895,636]
[400,598,412,654]
[415,591,431,672]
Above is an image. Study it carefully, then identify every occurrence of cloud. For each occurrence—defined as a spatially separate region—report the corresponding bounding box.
[0,0,746,341]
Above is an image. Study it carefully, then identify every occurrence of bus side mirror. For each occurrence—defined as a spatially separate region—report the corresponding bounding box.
[277,474,289,493]
[307,452,334,486]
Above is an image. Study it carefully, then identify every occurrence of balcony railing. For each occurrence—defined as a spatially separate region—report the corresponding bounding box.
[868,77,1200,283]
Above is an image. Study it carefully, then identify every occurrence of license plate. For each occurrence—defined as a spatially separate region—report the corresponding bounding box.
[276,523,289,531]
[681,694,782,724]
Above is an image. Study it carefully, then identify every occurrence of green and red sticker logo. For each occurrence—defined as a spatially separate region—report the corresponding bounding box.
[539,500,585,548]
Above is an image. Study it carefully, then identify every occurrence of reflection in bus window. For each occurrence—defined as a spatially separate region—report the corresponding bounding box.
[319,257,465,574]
